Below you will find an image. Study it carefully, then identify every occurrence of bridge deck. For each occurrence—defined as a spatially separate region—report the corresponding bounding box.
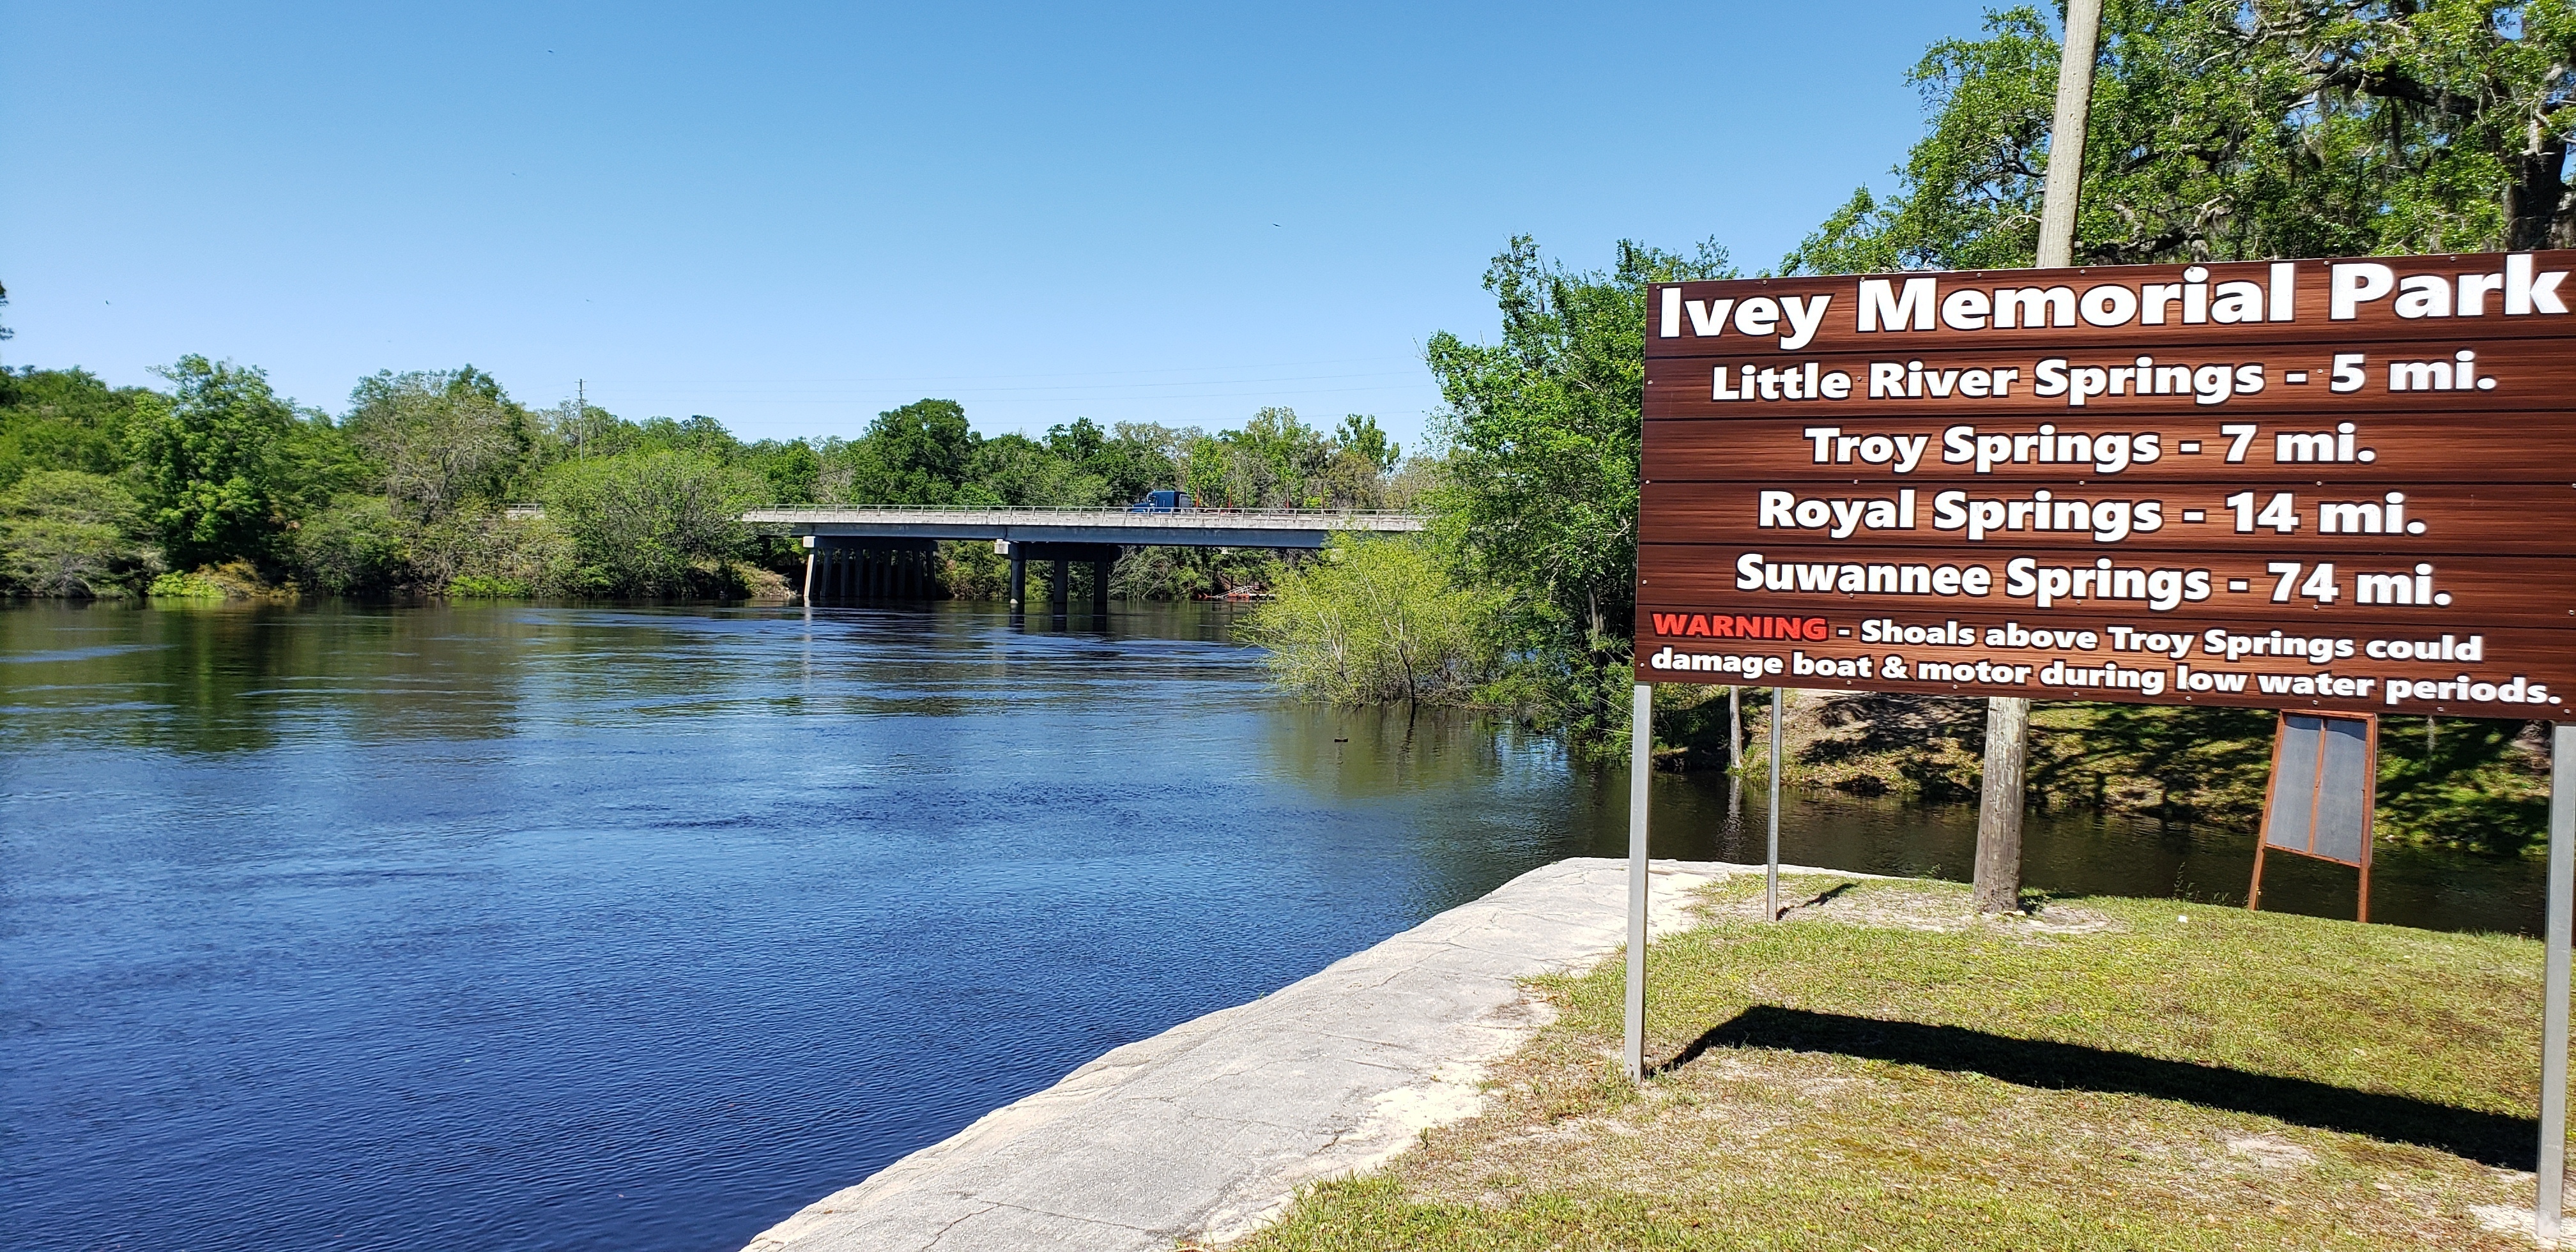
[742,507,1425,549]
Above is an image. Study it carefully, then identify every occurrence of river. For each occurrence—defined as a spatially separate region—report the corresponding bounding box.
[0,601,2544,1251]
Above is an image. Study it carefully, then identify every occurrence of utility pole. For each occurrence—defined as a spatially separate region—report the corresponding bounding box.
[1975,0,2100,915]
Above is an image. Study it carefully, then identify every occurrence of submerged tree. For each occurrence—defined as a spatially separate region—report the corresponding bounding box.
[1241,537,1498,705]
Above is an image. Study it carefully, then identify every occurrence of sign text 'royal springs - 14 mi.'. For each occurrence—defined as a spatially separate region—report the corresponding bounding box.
[1634,250,2576,718]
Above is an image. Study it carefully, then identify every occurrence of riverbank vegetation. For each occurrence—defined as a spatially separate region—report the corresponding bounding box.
[1243,0,2568,849]
[8,0,2561,846]
[0,361,1412,602]
[1228,872,2549,1252]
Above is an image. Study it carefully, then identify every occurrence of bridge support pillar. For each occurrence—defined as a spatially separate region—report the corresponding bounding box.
[1091,559,1112,615]
[1050,558,1070,615]
[1008,555,1026,612]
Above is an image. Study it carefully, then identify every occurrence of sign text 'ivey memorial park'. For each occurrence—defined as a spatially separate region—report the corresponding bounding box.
[1634,251,2576,718]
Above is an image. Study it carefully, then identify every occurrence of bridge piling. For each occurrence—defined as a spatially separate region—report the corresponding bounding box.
[1008,555,1026,613]
[1050,559,1070,615]
[1092,559,1111,615]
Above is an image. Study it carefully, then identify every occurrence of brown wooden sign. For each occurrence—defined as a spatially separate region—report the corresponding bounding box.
[1635,250,2576,717]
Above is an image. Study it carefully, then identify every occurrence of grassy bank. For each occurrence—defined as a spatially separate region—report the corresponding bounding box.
[1227,874,2548,1251]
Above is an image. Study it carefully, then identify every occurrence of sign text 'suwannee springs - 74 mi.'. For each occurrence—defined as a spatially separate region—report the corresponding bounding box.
[1634,251,2575,717]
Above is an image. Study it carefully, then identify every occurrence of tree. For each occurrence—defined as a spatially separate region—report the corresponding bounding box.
[971,432,1103,506]
[343,367,531,521]
[863,399,978,503]
[1240,536,1497,703]
[1333,414,1400,473]
[289,494,411,595]
[0,470,157,597]
[0,367,161,487]
[539,450,756,595]
[1423,236,1735,742]
[1061,418,1176,505]
[126,356,300,570]
[1784,0,2576,275]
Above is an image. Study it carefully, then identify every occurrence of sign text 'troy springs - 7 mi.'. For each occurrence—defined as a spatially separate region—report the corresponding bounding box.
[1634,251,2576,717]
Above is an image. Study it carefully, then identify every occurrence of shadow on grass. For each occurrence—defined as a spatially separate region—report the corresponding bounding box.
[1660,1005,2534,1168]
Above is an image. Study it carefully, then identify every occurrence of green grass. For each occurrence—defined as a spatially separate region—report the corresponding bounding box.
[1227,875,2547,1251]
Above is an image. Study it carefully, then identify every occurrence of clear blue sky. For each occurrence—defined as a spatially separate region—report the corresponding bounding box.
[4,1,1994,448]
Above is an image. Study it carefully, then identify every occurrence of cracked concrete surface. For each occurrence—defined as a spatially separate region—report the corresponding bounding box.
[741,857,1817,1252]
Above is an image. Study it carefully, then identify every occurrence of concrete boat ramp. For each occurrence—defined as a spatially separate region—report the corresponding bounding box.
[745,857,1834,1252]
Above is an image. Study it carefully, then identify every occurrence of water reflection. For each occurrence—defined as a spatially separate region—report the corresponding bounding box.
[0,601,1613,1252]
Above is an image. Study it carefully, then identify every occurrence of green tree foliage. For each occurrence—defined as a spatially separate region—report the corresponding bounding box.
[0,368,162,487]
[0,470,158,597]
[4,366,1388,602]
[289,494,413,595]
[344,367,533,521]
[862,399,978,503]
[125,356,307,570]
[1422,236,1735,742]
[1240,537,1498,703]
[1050,416,1171,503]
[539,450,759,596]
[1785,0,2576,273]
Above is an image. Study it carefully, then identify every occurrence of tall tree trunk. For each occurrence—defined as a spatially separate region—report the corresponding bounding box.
[2505,118,2570,251]
[1975,0,2096,915]
[1972,696,2030,913]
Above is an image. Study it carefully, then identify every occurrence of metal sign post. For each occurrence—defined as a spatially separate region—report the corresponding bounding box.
[2543,721,2573,1241]
[1768,689,1783,922]
[1623,683,1652,1082]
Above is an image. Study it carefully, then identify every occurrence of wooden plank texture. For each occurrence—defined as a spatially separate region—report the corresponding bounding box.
[1633,250,2574,715]
[1638,481,2576,556]
[1641,415,2576,485]
[1641,337,2573,420]
[1645,251,2576,358]
[1631,609,2573,718]
[1636,544,2576,630]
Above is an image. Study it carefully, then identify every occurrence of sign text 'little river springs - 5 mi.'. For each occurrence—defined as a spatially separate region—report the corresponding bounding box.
[1634,251,2576,717]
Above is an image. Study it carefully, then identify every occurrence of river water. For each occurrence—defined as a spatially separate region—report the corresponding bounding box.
[0,602,2544,1251]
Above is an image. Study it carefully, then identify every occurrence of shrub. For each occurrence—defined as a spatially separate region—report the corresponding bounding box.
[1239,536,1498,704]
[289,493,411,595]
[539,450,756,595]
[414,507,579,597]
[147,569,229,599]
[0,470,160,597]
[447,574,532,599]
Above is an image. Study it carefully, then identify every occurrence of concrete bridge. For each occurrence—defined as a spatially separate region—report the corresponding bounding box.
[740,507,1426,611]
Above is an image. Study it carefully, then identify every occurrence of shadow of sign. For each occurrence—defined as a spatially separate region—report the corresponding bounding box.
[1659,1004,2534,1168]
